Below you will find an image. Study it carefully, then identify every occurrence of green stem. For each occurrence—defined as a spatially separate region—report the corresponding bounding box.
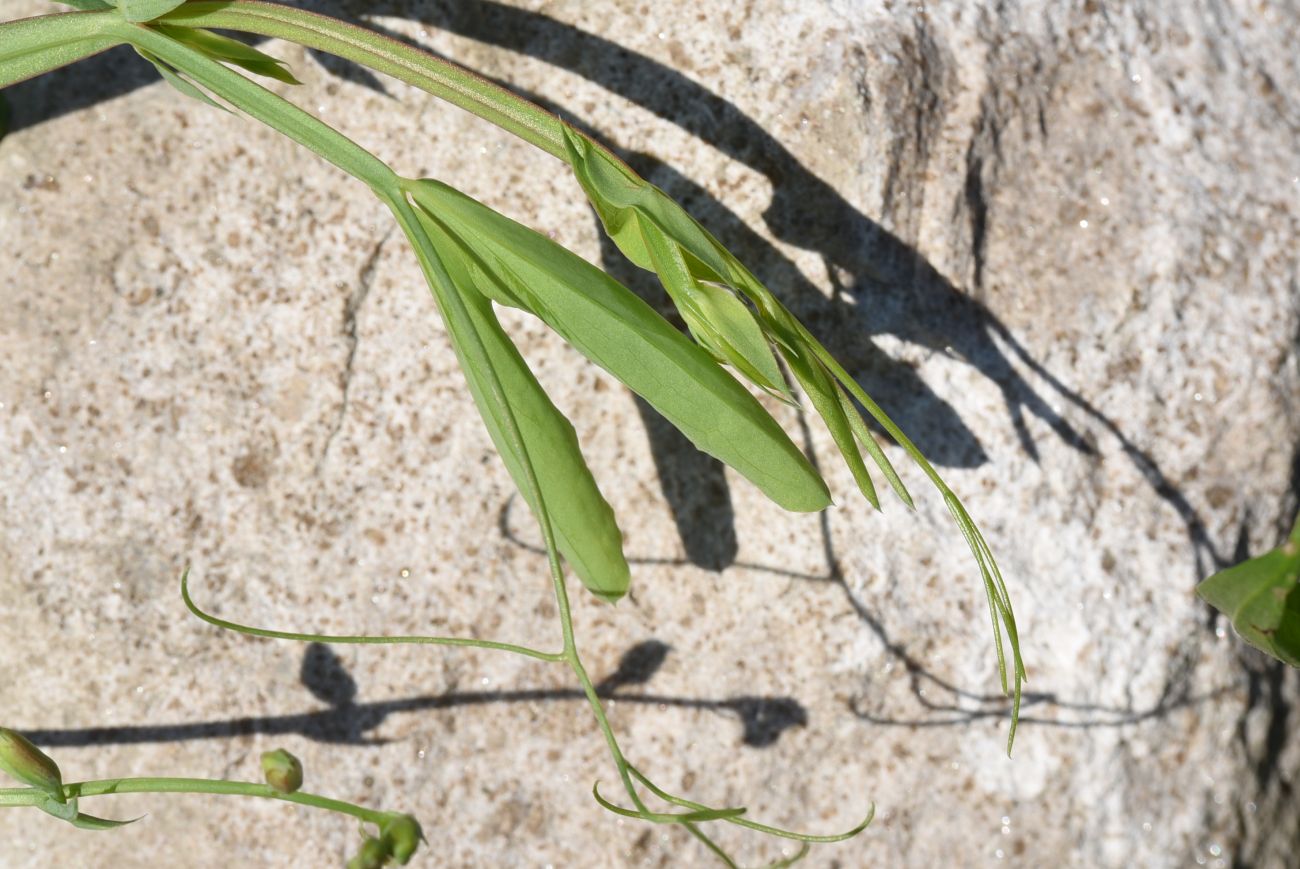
[0,11,122,88]
[160,0,570,160]
[0,778,388,825]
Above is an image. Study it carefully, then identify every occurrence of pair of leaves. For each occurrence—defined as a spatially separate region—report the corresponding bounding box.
[406,195,631,602]
[561,125,1024,743]
[405,178,834,601]
[560,126,908,512]
[1198,515,1300,667]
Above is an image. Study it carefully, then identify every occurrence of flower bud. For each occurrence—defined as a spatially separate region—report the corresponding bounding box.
[346,835,389,869]
[0,728,64,801]
[381,814,424,865]
[260,748,303,793]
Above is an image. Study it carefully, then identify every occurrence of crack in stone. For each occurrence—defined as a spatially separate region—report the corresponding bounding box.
[317,228,394,469]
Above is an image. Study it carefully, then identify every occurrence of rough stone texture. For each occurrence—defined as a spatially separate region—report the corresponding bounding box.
[2,1,1298,866]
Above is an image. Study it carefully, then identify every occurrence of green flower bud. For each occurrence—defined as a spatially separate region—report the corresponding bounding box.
[346,835,389,869]
[260,748,303,793]
[380,814,424,865]
[0,728,64,801]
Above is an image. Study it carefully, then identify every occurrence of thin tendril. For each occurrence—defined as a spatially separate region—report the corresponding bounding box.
[181,569,565,663]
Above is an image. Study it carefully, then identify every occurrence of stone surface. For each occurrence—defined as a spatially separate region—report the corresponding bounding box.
[2,1,1298,866]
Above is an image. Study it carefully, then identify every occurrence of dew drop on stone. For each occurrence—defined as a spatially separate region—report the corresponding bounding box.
[416,748,426,759]
[1142,822,1153,832]
[1100,196,1110,206]
[1001,816,1010,826]
[1215,625,1227,638]
[1209,845,1222,857]
[1079,219,1089,228]
[399,568,410,578]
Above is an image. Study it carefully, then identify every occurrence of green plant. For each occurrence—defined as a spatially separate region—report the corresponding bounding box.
[1,1,1026,865]
[1198,513,1300,667]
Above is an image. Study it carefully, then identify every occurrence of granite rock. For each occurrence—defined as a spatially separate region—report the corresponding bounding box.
[1,1,1297,866]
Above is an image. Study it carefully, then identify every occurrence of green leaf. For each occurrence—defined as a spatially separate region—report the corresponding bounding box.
[67,812,142,830]
[35,794,78,822]
[134,46,228,112]
[405,178,831,513]
[1198,516,1300,667]
[779,342,879,510]
[154,25,301,85]
[562,126,789,399]
[408,203,631,602]
[119,0,188,23]
[52,1,116,10]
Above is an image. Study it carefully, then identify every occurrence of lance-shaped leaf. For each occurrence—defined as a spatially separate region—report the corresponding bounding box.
[134,46,226,111]
[66,811,141,831]
[119,0,188,23]
[408,202,630,602]
[560,127,788,399]
[1198,516,1300,667]
[405,178,831,513]
[52,1,116,10]
[153,24,301,85]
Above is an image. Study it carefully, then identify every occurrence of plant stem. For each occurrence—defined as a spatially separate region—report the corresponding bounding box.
[113,17,397,195]
[0,778,389,825]
[162,0,571,161]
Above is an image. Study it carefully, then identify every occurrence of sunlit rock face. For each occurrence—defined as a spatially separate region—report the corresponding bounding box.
[1,1,1296,866]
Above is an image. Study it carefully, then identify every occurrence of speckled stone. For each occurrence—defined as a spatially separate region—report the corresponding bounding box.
[1,1,1297,867]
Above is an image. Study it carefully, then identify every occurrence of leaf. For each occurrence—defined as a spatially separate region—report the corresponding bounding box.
[154,25,301,85]
[409,203,631,602]
[405,178,831,513]
[52,1,116,9]
[778,341,879,510]
[561,127,791,392]
[67,812,142,830]
[134,46,227,112]
[1198,517,1300,667]
[35,794,78,822]
[118,0,188,23]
